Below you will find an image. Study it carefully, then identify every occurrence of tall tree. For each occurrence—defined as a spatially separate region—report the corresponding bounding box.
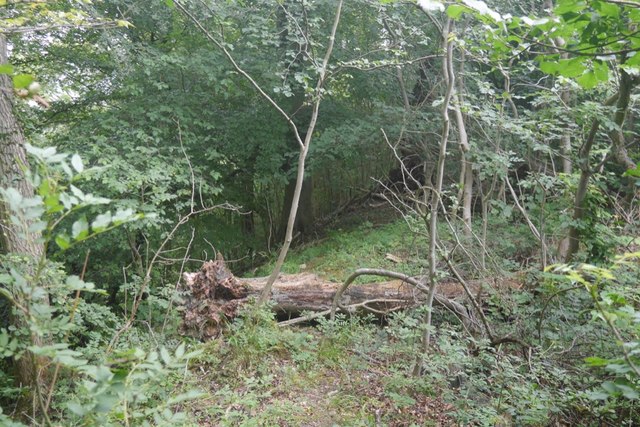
[0,2,117,416]
[0,35,42,258]
[0,33,47,418]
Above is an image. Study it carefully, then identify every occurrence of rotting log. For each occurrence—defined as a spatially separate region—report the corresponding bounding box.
[180,255,490,340]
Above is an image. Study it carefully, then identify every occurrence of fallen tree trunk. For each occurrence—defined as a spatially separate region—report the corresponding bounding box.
[180,255,480,340]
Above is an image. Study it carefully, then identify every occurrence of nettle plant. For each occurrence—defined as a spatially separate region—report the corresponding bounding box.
[0,146,201,426]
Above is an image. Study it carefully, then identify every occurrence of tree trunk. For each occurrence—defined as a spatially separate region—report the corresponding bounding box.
[609,69,637,172]
[0,35,43,258]
[564,70,636,262]
[565,167,590,261]
[453,50,472,236]
[0,34,48,420]
[258,0,344,304]
[564,93,619,261]
[278,174,314,240]
[180,256,495,340]
[560,90,572,175]
[419,18,455,366]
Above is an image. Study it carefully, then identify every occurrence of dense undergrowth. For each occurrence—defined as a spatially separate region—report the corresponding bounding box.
[5,213,639,425]
[1,152,639,426]
[179,212,639,426]
[176,279,640,426]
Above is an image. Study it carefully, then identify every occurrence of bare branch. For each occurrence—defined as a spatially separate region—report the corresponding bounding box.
[0,21,118,35]
[330,268,474,329]
[173,0,305,149]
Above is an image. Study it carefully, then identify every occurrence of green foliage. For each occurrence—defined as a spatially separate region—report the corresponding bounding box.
[21,145,142,249]
[314,313,377,365]
[558,173,622,262]
[64,344,202,426]
[549,253,640,402]
[450,0,640,88]
[0,0,637,424]
[225,304,287,365]
[221,304,321,372]
[0,149,200,425]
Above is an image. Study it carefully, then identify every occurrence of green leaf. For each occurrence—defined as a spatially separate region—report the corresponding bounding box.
[12,74,33,89]
[67,402,88,416]
[594,0,620,18]
[95,394,119,413]
[576,71,598,89]
[0,64,13,75]
[616,383,640,400]
[54,349,88,367]
[555,0,586,15]
[116,20,133,28]
[112,208,135,225]
[28,220,47,234]
[95,366,113,382]
[66,275,94,291]
[623,165,640,178]
[585,357,609,367]
[71,154,84,173]
[626,52,640,67]
[165,0,175,7]
[539,60,559,75]
[55,234,71,250]
[70,185,85,201]
[44,194,63,213]
[586,390,610,400]
[92,211,112,232]
[59,193,77,210]
[72,217,89,240]
[446,4,467,18]
[160,347,171,365]
[593,61,609,82]
[557,58,586,78]
[175,342,185,359]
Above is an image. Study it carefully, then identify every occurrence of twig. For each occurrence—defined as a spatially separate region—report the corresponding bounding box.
[438,245,494,341]
[504,177,549,259]
[161,227,196,334]
[329,268,474,328]
[278,309,333,326]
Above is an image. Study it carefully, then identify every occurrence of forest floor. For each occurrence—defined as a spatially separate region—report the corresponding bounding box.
[188,325,458,426]
[177,207,542,426]
[171,202,640,426]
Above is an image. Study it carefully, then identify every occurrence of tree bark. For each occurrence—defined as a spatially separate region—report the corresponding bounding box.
[453,49,472,236]
[418,18,455,369]
[560,88,572,175]
[0,34,48,420]
[180,257,492,340]
[0,35,42,258]
[610,69,637,172]
[564,93,619,261]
